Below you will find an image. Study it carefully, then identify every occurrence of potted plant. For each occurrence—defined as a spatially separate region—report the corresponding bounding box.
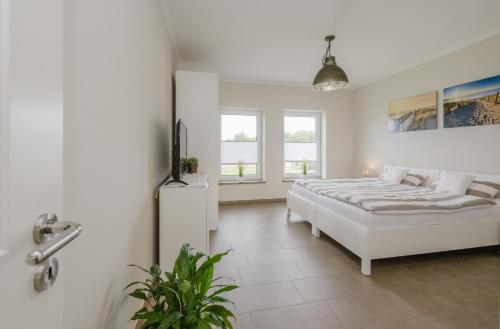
[237,160,244,181]
[185,157,198,174]
[302,160,308,177]
[126,244,238,329]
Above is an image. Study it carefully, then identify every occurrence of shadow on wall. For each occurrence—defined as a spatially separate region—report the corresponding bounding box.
[97,118,172,329]
[97,269,136,329]
[98,203,156,329]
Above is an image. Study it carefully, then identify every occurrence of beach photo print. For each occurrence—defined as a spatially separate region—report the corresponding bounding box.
[388,91,437,133]
[443,75,500,128]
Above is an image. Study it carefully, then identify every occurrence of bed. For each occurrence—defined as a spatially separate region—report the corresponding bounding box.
[286,165,500,275]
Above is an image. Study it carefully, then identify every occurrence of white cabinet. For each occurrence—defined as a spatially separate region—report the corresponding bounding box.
[159,173,209,271]
[175,70,219,230]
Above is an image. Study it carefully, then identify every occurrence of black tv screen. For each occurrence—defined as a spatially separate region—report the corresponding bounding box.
[172,119,187,181]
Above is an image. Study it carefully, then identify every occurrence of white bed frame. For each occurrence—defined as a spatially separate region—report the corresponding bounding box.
[287,165,500,276]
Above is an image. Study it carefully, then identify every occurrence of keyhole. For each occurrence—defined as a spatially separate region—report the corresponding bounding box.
[47,266,54,281]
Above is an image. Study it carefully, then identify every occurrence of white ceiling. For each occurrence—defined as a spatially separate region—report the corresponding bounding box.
[160,0,500,89]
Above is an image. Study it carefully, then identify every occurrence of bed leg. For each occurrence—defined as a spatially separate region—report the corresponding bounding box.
[286,208,291,222]
[312,225,320,238]
[361,258,371,276]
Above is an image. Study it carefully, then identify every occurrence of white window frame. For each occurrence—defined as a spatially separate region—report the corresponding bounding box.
[283,110,324,179]
[219,108,264,182]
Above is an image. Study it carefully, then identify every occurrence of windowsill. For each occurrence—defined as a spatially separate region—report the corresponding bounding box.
[219,180,266,185]
[282,177,322,182]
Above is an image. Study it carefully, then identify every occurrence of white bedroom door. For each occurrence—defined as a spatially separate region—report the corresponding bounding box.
[0,0,65,328]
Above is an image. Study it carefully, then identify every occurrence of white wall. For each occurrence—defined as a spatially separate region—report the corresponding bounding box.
[63,1,176,328]
[354,33,500,176]
[219,81,354,202]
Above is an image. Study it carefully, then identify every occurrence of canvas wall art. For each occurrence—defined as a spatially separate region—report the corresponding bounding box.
[443,75,500,128]
[388,91,437,133]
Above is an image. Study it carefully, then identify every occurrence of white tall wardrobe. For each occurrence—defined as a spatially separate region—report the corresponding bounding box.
[175,71,219,230]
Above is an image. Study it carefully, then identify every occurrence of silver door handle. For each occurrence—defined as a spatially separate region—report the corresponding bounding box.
[27,213,82,265]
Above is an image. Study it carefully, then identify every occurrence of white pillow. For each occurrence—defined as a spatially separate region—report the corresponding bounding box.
[435,172,475,195]
[382,168,409,183]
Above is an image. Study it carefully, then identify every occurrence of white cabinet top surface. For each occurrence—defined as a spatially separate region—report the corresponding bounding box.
[161,173,208,188]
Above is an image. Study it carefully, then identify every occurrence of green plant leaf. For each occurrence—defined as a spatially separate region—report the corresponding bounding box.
[212,276,236,284]
[203,295,234,305]
[179,279,192,293]
[197,249,231,276]
[124,281,153,292]
[195,318,212,329]
[129,289,148,301]
[127,264,152,274]
[130,307,148,321]
[209,284,238,297]
[191,251,205,267]
[127,245,237,329]
[198,266,213,296]
[224,317,234,329]
[158,311,183,329]
[201,304,234,318]
[173,243,192,280]
[150,264,162,278]
[142,311,164,327]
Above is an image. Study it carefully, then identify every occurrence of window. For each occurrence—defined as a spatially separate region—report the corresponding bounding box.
[283,110,323,178]
[220,109,263,181]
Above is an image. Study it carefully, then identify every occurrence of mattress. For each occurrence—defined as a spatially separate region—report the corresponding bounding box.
[291,183,500,231]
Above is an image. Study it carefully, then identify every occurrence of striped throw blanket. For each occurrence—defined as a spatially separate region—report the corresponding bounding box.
[295,178,496,214]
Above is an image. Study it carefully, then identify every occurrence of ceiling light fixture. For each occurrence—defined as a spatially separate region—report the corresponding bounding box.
[312,35,349,91]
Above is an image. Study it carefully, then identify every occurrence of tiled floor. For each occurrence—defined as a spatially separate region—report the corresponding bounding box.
[211,202,500,329]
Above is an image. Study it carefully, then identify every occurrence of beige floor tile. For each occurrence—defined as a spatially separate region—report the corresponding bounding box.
[361,316,449,329]
[295,258,355,277]
[239,262,305,286]
[326,290,421,329]
[215,253,250,270]
[251,217,288,225]
[231,239,282,254]
[245,249,302,266]
[244,221,287,232]
[216,202,500,329]
[293,273,377,302]
[368,265,421,290]
[251,301,346,329]
[213,268,242,286]
[449,253,500,275]
[232,313,255,329]
[224,281,304,314]
[211,232,259,243]
[293,245,358,267]
[278,233,322,248]
[403,260,475,283]
[424,305,499,329]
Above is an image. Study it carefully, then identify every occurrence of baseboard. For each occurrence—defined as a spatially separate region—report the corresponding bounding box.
[219,198,286,205]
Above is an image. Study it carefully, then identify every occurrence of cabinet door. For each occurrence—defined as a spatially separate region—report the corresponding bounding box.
[159,187,207,270]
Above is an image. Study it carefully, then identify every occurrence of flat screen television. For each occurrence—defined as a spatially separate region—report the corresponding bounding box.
[170,119,188,184]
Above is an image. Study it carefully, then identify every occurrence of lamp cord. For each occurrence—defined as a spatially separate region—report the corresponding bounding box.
[322,39,332,65]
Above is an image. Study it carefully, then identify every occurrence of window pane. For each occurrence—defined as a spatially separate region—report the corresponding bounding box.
[284,142,317,161]
[284,116,316,142]
[284,112,321,177]
[221,115,257,142]
[221,141,258,163]
[220,111,261,180]
[221,164,257,176]
[284,161,318,175]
